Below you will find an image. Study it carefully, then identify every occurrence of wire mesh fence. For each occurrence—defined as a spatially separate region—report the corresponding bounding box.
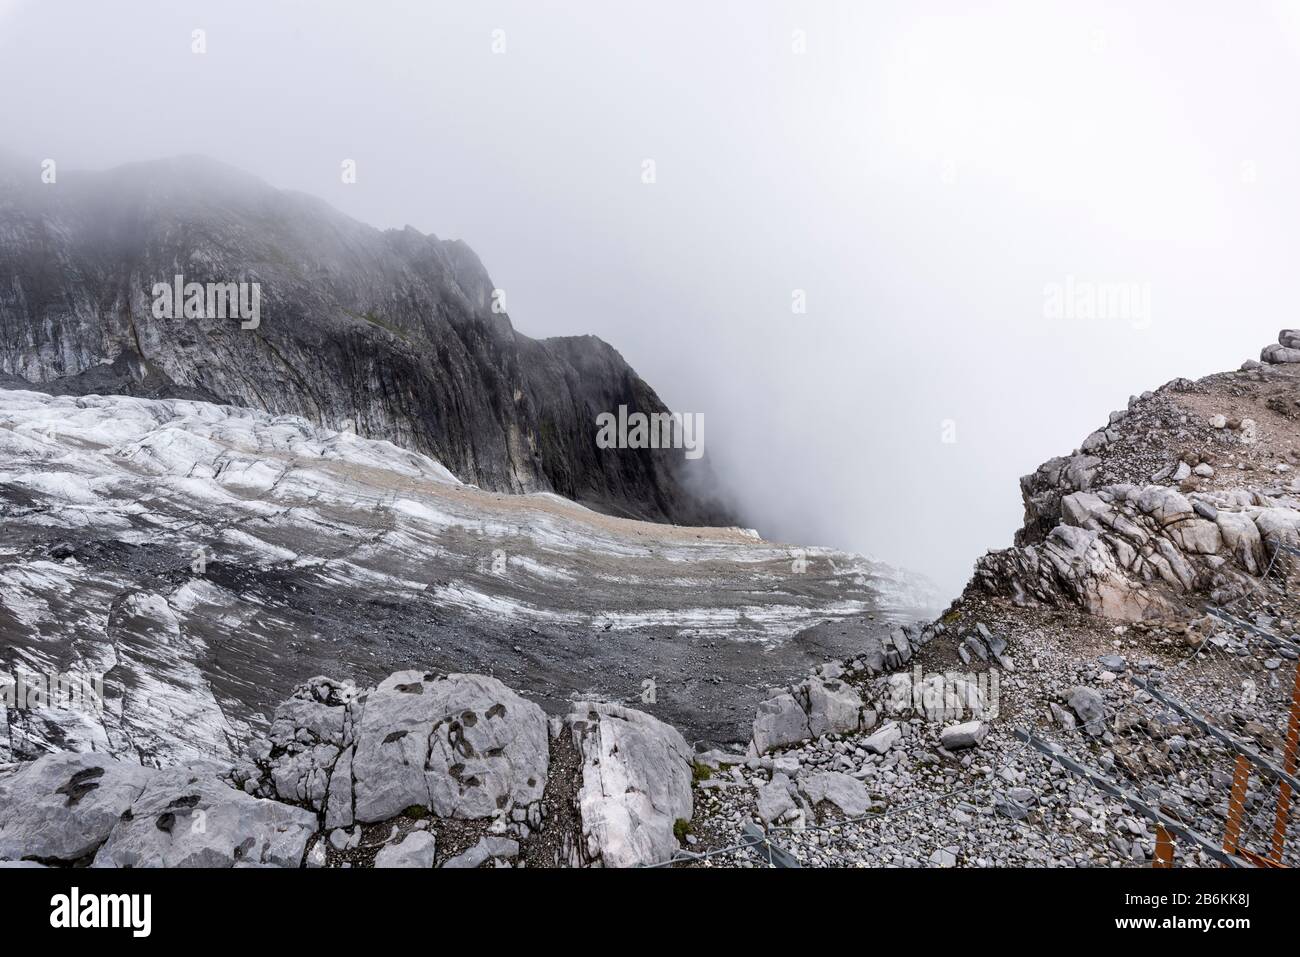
[1011,540,1300,868]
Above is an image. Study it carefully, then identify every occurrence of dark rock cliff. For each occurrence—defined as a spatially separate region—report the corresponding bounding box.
[0,154,733,526]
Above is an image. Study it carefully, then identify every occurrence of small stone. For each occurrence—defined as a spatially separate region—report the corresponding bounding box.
[1068,687,1107,736]
[440,836,519,869]
[374,829,437,868]
[939,721,987,751]
[862,722,901,755]
[929,847,957,867]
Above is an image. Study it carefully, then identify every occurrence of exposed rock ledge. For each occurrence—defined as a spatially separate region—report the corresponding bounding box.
[971,329,1300,620]
[0,671,695,869]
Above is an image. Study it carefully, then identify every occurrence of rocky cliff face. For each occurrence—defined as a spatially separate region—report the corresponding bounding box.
[970,331,1300,620]
[0,154,730,526]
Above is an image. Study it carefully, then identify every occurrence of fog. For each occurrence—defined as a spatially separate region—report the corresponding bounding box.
[2,0,1297,598]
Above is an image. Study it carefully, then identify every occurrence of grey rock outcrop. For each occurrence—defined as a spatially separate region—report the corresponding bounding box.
[1262,330,1300,364]
[0,669,696,869]
[750,674,873,755]
[349,672,549,823]
[805,677,866,738]
[0,752,154,864]
[977,483,1299,621]
[973,345,1300,620]
[93,764,317,868]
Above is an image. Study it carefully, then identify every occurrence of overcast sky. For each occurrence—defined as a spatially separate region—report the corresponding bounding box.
[2,0,1297,597]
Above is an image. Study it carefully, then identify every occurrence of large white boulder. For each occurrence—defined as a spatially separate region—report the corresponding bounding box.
[565,701,694,868]
[350,671,549,823]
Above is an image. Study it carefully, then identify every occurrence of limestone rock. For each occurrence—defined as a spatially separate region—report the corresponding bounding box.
[1262,343,1300,364]
[799,771,873,817]
[566,701,694,868]
[751,692,811,754]
[863,721,901,755]
[755,773,798,825]
[939,720,988,750]
[441,836,518,868]
[92,764,317,868]
[350,671,549,823]
[803,677,863,738]
[0,752,155,863]
[374,830,437,868]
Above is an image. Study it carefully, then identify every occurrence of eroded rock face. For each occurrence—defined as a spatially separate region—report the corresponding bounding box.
[977,481,1300,620]
[93,764,317,868]
[258,676,357,827]
[349,672,549,823]
[0,670,682,868]
[0,752,154,864]
[565,702,694,868]
[972,342,1300,620]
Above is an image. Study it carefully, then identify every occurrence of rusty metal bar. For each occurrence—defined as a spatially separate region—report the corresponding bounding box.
[1153,825,1175,868]
[1271,661,1300,864]
[1224,754,1251,861]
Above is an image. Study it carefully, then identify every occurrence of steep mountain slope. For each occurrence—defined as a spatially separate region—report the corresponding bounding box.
[0,154,730,526]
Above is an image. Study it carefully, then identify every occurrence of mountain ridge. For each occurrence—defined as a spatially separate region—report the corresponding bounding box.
[0,154,733,526]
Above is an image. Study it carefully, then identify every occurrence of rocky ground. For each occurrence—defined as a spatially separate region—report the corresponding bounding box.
[677,331,1300,868]
[0,670,698,868]
[3,333,1299,868]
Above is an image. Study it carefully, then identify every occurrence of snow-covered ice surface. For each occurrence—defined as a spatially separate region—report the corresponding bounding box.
[0,389,939,763]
